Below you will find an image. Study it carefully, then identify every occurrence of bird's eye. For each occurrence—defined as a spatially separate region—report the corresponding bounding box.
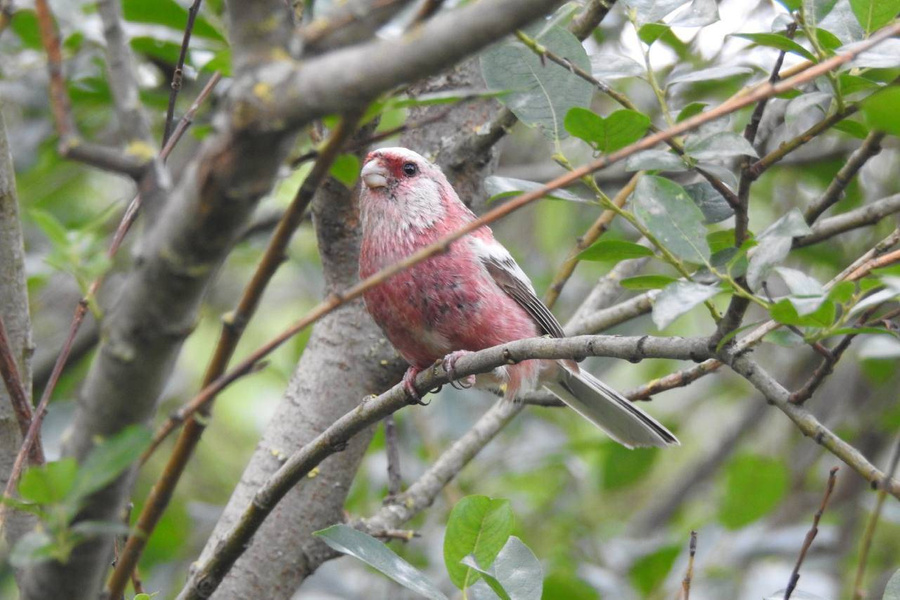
[402,162,418,177]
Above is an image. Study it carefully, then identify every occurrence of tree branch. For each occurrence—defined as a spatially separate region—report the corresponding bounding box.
[0,108,37,552]
[177,333,709,599]
[795,193,900,248]
[721,351,900,498]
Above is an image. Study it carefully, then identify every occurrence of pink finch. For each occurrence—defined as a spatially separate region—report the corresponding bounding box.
[359,147,678,448]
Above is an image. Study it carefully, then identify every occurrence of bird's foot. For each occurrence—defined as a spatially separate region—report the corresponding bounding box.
[442,350,476,390]
[402,366,429,405]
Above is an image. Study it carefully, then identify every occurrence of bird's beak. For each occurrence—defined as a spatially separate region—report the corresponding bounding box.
[361,160,389,189]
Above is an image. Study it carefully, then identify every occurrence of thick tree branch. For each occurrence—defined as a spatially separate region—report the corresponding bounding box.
[240,0,564,130]
[0,108,37,552]
[299,0,416,55]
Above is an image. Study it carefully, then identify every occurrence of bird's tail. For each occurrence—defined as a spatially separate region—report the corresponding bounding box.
[543,362,679,449]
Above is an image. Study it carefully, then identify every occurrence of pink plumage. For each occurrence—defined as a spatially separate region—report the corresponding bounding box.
[358,147,678,448]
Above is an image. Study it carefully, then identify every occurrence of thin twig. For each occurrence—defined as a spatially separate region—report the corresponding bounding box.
[681,530,698,600]
[544,173,637,309]
[163,0,204,146]
[851,434,900,600]
[805,131,886,224]
[384,415,402,496]
[0,316,42,463]
[783,467,839,600]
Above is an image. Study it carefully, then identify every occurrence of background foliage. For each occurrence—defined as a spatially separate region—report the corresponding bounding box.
[1,0,900,598]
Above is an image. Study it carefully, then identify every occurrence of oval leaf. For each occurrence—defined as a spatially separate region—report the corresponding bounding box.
[624,150,688,172]
[460,536,543,600]
[444,495,514,589]
[685,131,758,160]
[578,240,654,263]
[732,32,817,61]
[315,524,448,600]
[564,108,651,153]
[632,176,711,264]
[862,87,900,137]
[484,176,589,204]
[620,275,678,290]
[652,281,721,329]
[883,568,900,600]
[684,182,734,224]
[481,25,592,141]
[68,425,152,506]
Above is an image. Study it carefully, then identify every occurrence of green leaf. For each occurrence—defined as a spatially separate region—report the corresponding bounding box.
[481,25,592,141]
[330,154,360,188]
[685,131,758,160]
[677,102,707,122]
[829,281,856,303]
[564,108,651,153]
[577,240,654,263]
[638,23,671,45]
[460,536,543,600]
[10,9,42,49]
[630,544,680,595]
[624,150,687,172]
[732,33,817,61]
[602,444,660,490]
[746,209,812,291]
[770,298,836,327]
[684,182,734,224]
[444,495,514,590]
[18,459,79,505]
[667,65,753,86]
[862,87,900,137]
[68,426,152,507]
[9,530,57,568]
[30,209,70,247]
[632,176,711,264]
[314,524,448,600]
[541,572,599,600]
[718,454,790,529]
[484,176,590,204]
[620,275,678,290]
[589,53,646,80]
[849,0,900,35]
[653,281,720,329]
[775,267,824,297]
[833,119,869,138]
[883,568,900,600]
[122,0,225,41]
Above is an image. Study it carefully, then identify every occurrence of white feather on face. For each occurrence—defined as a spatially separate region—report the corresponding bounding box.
[359,148,449,237]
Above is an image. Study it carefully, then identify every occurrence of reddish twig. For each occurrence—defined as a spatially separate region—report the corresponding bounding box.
[783,467,838,600]
[162,0,204,146]
[0,315,42,463]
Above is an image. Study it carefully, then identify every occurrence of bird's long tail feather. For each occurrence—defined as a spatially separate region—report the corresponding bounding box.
[543,362,679,449]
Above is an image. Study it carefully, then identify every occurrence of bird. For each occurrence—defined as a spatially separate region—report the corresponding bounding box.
[358,147,678,448]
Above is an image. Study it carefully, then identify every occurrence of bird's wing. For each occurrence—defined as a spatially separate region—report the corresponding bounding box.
[472,236,565,339]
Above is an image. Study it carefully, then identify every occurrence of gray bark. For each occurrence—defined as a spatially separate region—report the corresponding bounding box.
[0,106,36,550]
[197,174,406,598]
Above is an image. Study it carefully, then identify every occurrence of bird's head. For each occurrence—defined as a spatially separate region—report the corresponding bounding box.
[359,147,456,232]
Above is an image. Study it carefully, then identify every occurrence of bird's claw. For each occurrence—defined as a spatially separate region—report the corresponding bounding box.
[442,351,476,390]
[402,367,429,405]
